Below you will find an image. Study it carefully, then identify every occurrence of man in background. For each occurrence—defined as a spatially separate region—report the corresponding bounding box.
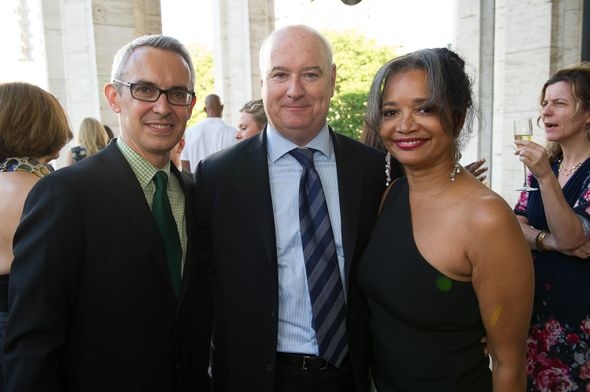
[181,93,236,172]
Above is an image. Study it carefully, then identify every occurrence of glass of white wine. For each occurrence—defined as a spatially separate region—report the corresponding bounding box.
[514,118,538,191]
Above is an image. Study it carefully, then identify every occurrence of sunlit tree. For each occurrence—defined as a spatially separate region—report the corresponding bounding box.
[324,30,397,140]
[187,43,214,127]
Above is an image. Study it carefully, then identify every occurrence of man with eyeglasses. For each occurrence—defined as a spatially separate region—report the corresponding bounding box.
[4,35,213,391]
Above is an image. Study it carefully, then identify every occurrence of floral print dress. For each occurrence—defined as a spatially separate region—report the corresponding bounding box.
[515,159,590,392]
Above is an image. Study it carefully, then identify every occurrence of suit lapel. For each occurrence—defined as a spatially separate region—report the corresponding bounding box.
[244,130,278,266]
[99,143,177,298]
[331,131,363,287]
[172,164,193,302]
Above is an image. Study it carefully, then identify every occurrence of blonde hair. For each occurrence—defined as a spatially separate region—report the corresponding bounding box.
[78,117,108,156]
[0,82,72,160]
[239,99,267,127]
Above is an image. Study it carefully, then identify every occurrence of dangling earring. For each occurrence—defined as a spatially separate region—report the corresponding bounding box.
[385,152,392,186]
[449,146,461,182]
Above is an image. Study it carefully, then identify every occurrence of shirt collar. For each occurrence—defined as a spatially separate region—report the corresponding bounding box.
[116,138,171,189]
[266,123,333,163]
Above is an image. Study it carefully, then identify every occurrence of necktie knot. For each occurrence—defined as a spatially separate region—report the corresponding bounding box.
[154,171,168,190]
[289,148,315,169]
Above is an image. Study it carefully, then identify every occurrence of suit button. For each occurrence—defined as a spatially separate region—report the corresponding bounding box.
[266,364,274,371]
[271,310,277,318]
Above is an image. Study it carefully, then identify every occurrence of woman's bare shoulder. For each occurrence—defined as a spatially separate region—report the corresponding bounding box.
[451,183,521,247]
[0,171,40,196]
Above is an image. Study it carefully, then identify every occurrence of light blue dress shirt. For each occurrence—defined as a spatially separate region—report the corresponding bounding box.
[266,124,345,355]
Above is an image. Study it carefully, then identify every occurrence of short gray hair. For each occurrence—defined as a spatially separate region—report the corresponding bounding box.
[110,35,195,87]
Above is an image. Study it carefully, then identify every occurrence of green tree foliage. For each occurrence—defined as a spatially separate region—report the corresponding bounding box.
[186,43,214,127]
[323,31,396,140]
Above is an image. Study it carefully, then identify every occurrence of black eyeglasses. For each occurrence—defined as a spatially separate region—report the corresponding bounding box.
[112,79,195,106]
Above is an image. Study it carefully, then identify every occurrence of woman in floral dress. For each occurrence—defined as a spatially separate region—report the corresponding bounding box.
[514,62,590,391]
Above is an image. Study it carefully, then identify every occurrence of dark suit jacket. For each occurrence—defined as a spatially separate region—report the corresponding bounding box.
[4,142,213,391]
[195,128,390,392]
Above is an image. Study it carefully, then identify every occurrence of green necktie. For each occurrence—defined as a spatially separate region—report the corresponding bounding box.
[152,171,182,297]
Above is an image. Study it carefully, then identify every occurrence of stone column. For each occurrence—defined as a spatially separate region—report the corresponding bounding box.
[41,0,161,167]
[92,0,162,134]
[454,0,495,186]
[212,0,274,127]
[455,0,583,205]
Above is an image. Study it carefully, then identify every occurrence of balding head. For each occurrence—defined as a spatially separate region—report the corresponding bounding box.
[259,25,333,78]
[204,94,223,117]
[258,24,336,146]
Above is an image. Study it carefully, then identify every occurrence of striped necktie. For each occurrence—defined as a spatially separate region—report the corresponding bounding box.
[152,171,182,297]
[289,148,348,367]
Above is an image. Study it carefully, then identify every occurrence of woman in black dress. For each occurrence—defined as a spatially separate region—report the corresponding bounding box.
[359,48,534,391]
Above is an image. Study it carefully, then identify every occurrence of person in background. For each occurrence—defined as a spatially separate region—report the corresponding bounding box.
[66,117,109,164]
[4,34,213,391]
[464,158,488,182]
[360,48,533,391]
[170,135,192,178]
[0,82,71,391]
[513,62,590,391]
[103,124,115,141]
[195,24,401,392]
[181,93,236,172]
[235,98,267,141]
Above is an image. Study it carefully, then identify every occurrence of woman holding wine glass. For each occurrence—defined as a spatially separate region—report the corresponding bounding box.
[513,62,590,391]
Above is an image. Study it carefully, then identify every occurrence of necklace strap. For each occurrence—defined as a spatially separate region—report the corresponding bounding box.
[0,157,52,178]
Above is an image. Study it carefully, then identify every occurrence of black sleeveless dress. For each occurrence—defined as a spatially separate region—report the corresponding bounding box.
[358,177,492,391]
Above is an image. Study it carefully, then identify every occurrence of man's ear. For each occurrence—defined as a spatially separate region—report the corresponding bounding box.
[330,64,336,98]
[186,98,196,120]
[104,83,120,113]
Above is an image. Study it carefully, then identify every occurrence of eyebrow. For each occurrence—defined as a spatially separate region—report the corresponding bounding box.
[545,97,570,102]
[132,80,190,90]
[382,97,429,107]
[268,65,324,75]
[301,66,324,74]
